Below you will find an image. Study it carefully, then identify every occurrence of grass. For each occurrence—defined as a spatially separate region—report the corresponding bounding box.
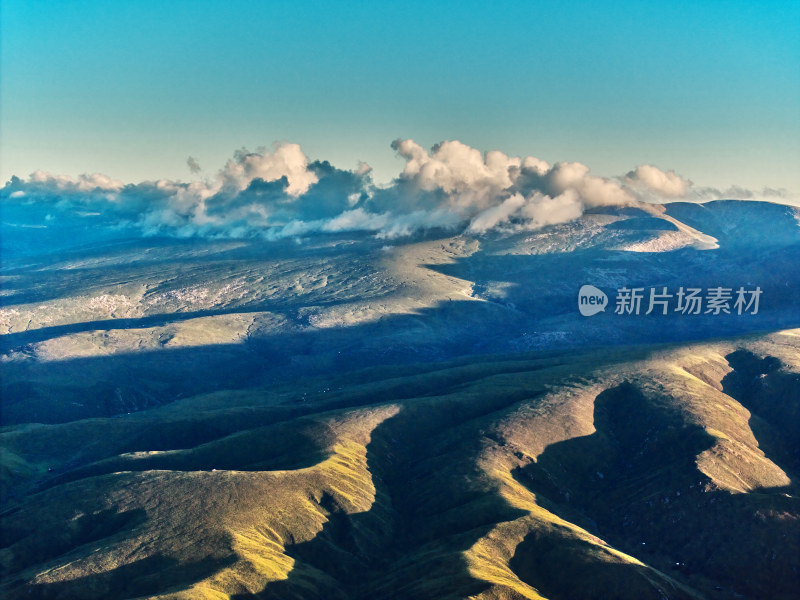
[1,329,799,599]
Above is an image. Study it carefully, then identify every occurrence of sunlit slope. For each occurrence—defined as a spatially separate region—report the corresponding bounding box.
[1,330,799,599]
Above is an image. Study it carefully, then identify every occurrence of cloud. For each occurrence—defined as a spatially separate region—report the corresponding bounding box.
[391,139,520,212]
[468,194,527,233]
[28,170,124,193]
[385,138,636,220]
[187,156,202,174]
[520,190,585,228]
[323,207,388,232]
[2,138,787,243]
[468,190,585,234]
[219,143,318,196]
[622,165,797,205]
[678,183,799,205]
[626,165,691,197]
[761,187,790,199]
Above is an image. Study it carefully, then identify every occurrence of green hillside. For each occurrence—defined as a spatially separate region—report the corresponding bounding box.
[2,330,798,599]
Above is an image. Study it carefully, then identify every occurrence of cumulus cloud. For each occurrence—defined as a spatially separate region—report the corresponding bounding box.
[387,138,636,232]
[219,143,318,196]
[626,165,691,197]
[468,194,527,233]
[521,191,586,228]
[467,190,585,234]
[391,139,520,212]
[28,170,124,193]
[2,138,784,243]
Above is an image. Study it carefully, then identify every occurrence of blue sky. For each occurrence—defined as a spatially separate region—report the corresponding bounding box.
[2,0,799,191]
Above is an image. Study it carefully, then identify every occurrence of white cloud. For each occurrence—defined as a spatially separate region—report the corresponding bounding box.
[549,161,634,207]
[468,194,526,233]
[376,208,463,239]
[28,170,124,192]
[4,138,782,242]
[323,208,389,232]
[219,143,318,196]
[468,190,585,233]
[391,139,635,215]
[626,164,691,197]
[520,190,585,228]
[391,139,520,212]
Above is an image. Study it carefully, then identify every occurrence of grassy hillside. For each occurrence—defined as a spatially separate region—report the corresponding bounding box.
[2,329,798,599]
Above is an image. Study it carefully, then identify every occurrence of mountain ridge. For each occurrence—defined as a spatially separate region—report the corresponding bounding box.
[1,198,799,599]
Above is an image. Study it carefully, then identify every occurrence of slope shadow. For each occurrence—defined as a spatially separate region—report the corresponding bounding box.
[3,231,800,426]
[509,529,694,600]
[229,490,375,600]
[0,298,526,426]
[41,419,335,492]
[0,508,147,577]
[510,382,800,600]
[6,283,799,430]
[233,394,531,599]
[4,553,238,600]
[2,336,569,507]
[721,349,800,485]
[431,242,800,320]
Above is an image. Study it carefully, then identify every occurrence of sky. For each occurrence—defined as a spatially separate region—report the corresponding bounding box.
[2,0,799,193]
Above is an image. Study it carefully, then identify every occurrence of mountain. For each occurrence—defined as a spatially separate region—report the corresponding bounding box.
[2,200,798,426]
[1,199,799,599]
[2,331,799,599]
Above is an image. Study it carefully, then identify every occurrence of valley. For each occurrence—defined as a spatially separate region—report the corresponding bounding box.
[1,199,799,599]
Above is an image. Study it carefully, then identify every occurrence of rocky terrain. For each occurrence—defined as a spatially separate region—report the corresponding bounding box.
[1,199,799,599]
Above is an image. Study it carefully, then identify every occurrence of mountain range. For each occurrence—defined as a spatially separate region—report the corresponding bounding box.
[1,199,799,599]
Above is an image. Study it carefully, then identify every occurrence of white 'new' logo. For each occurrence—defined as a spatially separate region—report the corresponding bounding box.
[578,285,608,316]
